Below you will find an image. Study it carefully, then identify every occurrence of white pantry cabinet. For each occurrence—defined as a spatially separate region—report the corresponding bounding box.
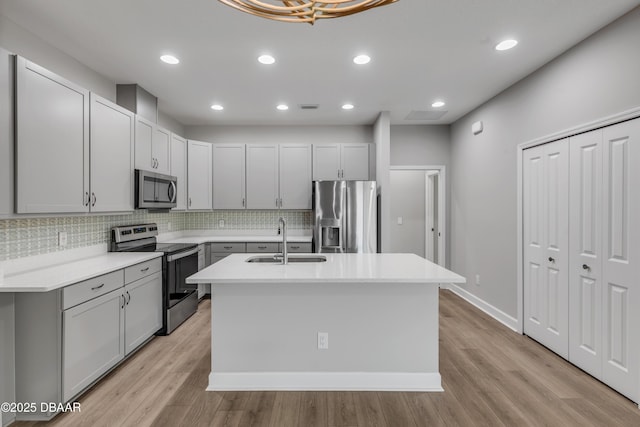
[246,144,279,209]
[213,144,246,209]
[279,143,312,209]
[89,93,135,212]
[135,115,171,175]
[313,143,370,181]
[170,134,188,210]
[15,56,89,213]
[187,140,213,210]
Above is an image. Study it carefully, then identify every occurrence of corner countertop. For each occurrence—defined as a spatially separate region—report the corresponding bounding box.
[0,252,163,293]
[186,253,466,285]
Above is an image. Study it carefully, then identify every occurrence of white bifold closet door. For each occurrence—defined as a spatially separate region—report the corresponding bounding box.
[523,138,569,358]
[569,119,640,401]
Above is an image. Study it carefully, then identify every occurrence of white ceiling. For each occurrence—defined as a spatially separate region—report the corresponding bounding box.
[1,0,639,126]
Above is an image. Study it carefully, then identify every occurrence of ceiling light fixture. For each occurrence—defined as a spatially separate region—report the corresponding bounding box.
[218,0,399,25]
[160,54,180,65]
[431,101,445,108]
[277,104,289,111]
[258,54,276,65]
[495,39,518,51]
[211,104,224,111]
[353,55,371,65]
[342,104,355,110]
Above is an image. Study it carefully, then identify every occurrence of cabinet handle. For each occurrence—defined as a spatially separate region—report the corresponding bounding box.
[91,283,105,291]
[121,294,125,309]
[126,291,131,305]
[140,267,150,273]
[223,246,232,250]
[242,198,246,208]
[84,191,90,206]
[258,246,267,249]
[290,245,300,249]
[189,198,192,207]
[548,257,555,263]
[276,198,278,207]
[582,264,591,272]
[91,192,97,207]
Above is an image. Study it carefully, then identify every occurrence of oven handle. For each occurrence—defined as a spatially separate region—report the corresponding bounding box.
[167,247,199,262]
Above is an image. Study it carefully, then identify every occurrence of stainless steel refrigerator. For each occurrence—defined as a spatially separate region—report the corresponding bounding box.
[313,180,377,253]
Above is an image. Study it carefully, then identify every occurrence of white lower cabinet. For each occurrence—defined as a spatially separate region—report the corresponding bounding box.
[15,258,162,421]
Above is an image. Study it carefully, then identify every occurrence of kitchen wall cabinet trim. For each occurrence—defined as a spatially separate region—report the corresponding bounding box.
[15,56,90,213]
[0,48,14,217]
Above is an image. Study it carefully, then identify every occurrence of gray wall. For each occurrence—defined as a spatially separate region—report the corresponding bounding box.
[390,125,451,266]
[185,124,373,144]
[450,7,640,318]
[0,294,15,427]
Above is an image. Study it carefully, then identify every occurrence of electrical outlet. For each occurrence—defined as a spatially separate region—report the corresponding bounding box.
[397,216,403,225]
[218,219,225,228]
[475,274,481,286]
[58,232,68,247]
[167,222,172,231]
[317,332,329,350]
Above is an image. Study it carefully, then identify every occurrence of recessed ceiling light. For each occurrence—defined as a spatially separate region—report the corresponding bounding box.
[258,54,276,65]
[353,54,371,65]
[342,104,355,110]
[160,54,180,65]
[211,104,224,111]
[277,104,289,111]
[495,39,518,51]
[431,101,445,108]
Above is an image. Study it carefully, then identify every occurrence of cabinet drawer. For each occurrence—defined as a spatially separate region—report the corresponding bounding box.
[63,270,124,310]
[209,242,246,253]
[247,242,279,252]
[124,258,162,284]
[286,242,312,253]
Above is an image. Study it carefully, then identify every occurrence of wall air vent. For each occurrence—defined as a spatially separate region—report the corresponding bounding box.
[405,110,448,120]
[299,104,319,110]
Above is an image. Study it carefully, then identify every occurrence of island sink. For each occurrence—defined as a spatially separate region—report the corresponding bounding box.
[246,255,327,263]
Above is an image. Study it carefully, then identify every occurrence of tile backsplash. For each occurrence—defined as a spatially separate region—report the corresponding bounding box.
[0,210,312,261]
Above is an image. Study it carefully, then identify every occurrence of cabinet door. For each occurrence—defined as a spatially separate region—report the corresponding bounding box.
[246,144,278,209]
[600,119,640,401]
[89,94,134,212]
[313,144,341,180]
[153,126,171,175]
[213,144,245,209]
[279,144,312,209]
[187,140,213,210]
[523,139,569,358]
[124,271,162,355]
[170,134,188,210]
[568,130,603,378]
[341,143,370,180]
[16,57,89,213]
[63,289,124,402]
[135,116,154,171]
[0,48,13,216]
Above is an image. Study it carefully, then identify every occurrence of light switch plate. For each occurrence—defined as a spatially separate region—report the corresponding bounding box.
[318,332,329,350]
[397,217,403,225]
[218,219,225,228]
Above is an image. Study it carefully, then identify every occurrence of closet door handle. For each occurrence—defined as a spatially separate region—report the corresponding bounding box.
[582,264,591,272]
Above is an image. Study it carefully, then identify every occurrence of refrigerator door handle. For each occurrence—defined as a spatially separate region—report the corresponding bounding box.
[344,185,349,252]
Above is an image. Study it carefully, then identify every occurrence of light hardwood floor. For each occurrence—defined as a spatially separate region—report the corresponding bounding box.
[14,290,640,426]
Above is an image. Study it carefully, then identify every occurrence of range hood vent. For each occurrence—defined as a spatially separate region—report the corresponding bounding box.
[116,84,158,123]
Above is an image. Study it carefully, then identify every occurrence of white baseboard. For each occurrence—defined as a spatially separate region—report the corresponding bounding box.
[207,371,443,392]
[2,414,16,427]
[442,284,519,332]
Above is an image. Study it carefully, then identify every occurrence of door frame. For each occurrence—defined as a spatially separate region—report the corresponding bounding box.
[389,165,446,267]
[516,106,640,334]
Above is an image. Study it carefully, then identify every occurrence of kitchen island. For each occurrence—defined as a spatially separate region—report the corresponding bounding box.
[186,253,465,392]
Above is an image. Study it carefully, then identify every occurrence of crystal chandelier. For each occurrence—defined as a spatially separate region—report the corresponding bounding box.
[218,0,399,24]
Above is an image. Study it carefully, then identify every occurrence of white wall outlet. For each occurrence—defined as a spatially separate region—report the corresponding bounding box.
[317,332,329,350]
[167,222,172,231]
[218,219,225,228]
[58,231,68,247]
[475,274,481,286]
[397,216,403,225]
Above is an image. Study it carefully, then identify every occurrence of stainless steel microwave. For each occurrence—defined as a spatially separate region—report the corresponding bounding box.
[135,169,177,209]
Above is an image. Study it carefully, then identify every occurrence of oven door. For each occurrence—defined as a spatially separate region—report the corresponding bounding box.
[165,248,199,309]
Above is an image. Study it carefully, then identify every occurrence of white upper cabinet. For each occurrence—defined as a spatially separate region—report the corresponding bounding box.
[246,144,278,209]
[0,48,13,217]
[16,56,89,213]
[187,140,213,210]
[213,144,246,209]
[170,134,187,210]
[134,116,171,175]
[313,143,370,181]
[279,144,312,209]
[89,94,134,212]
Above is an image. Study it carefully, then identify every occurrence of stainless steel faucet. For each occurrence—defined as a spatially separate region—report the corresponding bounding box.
[278,217,288,264]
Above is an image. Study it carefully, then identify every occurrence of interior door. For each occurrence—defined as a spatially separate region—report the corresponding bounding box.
[523,139,569,358]
[568,130,603,378]
[600,119,640,401]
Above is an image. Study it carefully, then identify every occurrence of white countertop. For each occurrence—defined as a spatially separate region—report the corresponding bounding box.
[0,252,163,292]
[158,235,312,245]
[186,253,466,284]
